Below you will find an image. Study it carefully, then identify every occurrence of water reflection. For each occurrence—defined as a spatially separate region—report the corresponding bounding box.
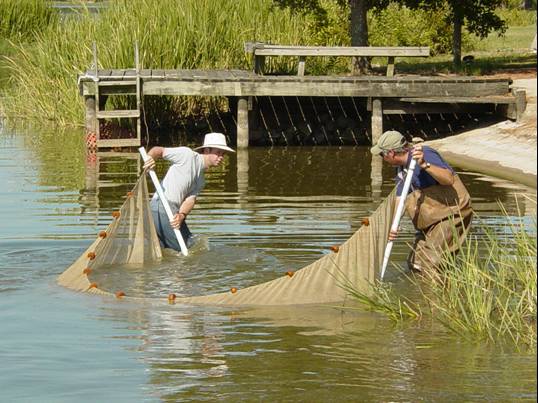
[81,146,536,299]
[99,300,536,402]
[1,131,536,401]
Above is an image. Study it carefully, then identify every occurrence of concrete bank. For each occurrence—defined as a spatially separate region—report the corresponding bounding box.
[426,78,537,189]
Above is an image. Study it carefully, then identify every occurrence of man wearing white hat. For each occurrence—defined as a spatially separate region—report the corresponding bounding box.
[143,132,235,252]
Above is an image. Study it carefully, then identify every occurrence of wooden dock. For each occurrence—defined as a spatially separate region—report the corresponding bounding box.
[78,68,522,149]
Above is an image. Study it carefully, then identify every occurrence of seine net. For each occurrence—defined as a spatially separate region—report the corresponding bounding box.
[58,174,395,305]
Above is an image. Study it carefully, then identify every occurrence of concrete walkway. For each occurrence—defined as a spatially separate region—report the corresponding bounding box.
[426,78,537,188]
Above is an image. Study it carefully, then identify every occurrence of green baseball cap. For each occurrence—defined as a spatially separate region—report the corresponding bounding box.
[370,130,407,155]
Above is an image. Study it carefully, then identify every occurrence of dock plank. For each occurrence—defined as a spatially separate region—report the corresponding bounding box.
[79,69,512,98]
[97,138,141,148]
[110,69,126,79]
[399,96,516,104]
[151,69,166,80]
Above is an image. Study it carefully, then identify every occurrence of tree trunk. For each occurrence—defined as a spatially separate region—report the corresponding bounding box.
[452,9,463,69]
[350,0,370,75]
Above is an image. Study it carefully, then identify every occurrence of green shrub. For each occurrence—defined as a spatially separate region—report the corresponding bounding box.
[367,4,473,55]
[496,8,537,26]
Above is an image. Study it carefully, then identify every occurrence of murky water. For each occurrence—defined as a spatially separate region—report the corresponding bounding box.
[0,126,536,402]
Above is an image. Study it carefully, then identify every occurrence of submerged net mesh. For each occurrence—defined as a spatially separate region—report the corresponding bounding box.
[58,174,395,306]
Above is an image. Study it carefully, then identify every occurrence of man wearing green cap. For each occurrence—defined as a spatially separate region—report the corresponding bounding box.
[371,130,473,275]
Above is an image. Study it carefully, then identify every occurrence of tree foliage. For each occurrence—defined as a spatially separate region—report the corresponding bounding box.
[405,0,506,66]
[273,0,509,69]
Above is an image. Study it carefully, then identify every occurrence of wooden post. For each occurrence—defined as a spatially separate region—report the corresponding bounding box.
[370,152,383,202]
[371,98,383,145]
[513,88,527,121]
[237,96,249,148]
[298,56,306,76]
[236,148,249,201]
[85,95,97,136]
[135,42,142,143]
[386,56,395,77]
[504,89,527,121]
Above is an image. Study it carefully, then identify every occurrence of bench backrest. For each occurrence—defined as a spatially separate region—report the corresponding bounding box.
[244,42,430,76]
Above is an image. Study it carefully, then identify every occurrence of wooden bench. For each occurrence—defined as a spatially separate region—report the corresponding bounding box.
[244,42,430,77]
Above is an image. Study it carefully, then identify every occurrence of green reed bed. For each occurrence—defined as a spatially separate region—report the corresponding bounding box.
[2,0,313,126]
[0,0,57,41]
[347,202,537,349]
[425,208,537,348]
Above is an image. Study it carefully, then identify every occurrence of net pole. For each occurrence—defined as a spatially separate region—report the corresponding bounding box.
[380,158,417,280]
[138,147,189,256]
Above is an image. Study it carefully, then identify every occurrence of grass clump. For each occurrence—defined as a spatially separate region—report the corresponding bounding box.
[339,276,422,322]
[345,200,537,349]
[424,204,537,348]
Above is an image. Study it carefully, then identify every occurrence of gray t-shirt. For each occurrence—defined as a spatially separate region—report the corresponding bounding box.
[151,147,205,207]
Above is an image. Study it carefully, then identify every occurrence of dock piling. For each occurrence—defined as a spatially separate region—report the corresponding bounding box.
[237,96,249,148]
[371,98,383,145]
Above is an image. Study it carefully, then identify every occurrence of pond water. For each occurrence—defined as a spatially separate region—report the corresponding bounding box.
[0,125,536,402]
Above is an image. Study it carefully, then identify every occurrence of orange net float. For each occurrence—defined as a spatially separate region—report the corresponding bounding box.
[361,218,370,226]
[126,191,133,198]
[87,252,96,260]
[88,282,98,290]
[98,231,107,238]
[168,293,176,303]
[230,287,238,294]
[82,268,92,275]
[330,245,340,253]
[112,211,121,219]
[286,271,294,277]
[115,291,126,299]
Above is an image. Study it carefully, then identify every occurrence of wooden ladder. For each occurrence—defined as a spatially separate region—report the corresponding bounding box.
[92,42,142,148]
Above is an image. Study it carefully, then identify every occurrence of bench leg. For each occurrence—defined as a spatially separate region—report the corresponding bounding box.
[254,56,265,74]
[298,56,306,76]
[386,56,395,77]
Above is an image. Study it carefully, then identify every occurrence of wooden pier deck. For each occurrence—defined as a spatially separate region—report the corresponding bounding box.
[78,69,521,149]
[80,69,512,97]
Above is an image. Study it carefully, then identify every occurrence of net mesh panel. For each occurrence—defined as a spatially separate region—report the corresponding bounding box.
[58,175,395,305]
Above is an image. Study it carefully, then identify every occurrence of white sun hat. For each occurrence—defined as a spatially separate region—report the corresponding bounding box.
[194,132,235,153]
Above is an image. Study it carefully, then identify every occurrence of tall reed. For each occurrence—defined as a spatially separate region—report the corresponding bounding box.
[3,0,313,126]
[0,0,57,41]
[345,199,537,349]
[421,203,537,348]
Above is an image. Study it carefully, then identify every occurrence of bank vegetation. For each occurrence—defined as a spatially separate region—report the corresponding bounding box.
[346,200,537,350]
[0,0,536,128]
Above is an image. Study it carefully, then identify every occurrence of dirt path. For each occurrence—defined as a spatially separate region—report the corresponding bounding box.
[426,76,537,188]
